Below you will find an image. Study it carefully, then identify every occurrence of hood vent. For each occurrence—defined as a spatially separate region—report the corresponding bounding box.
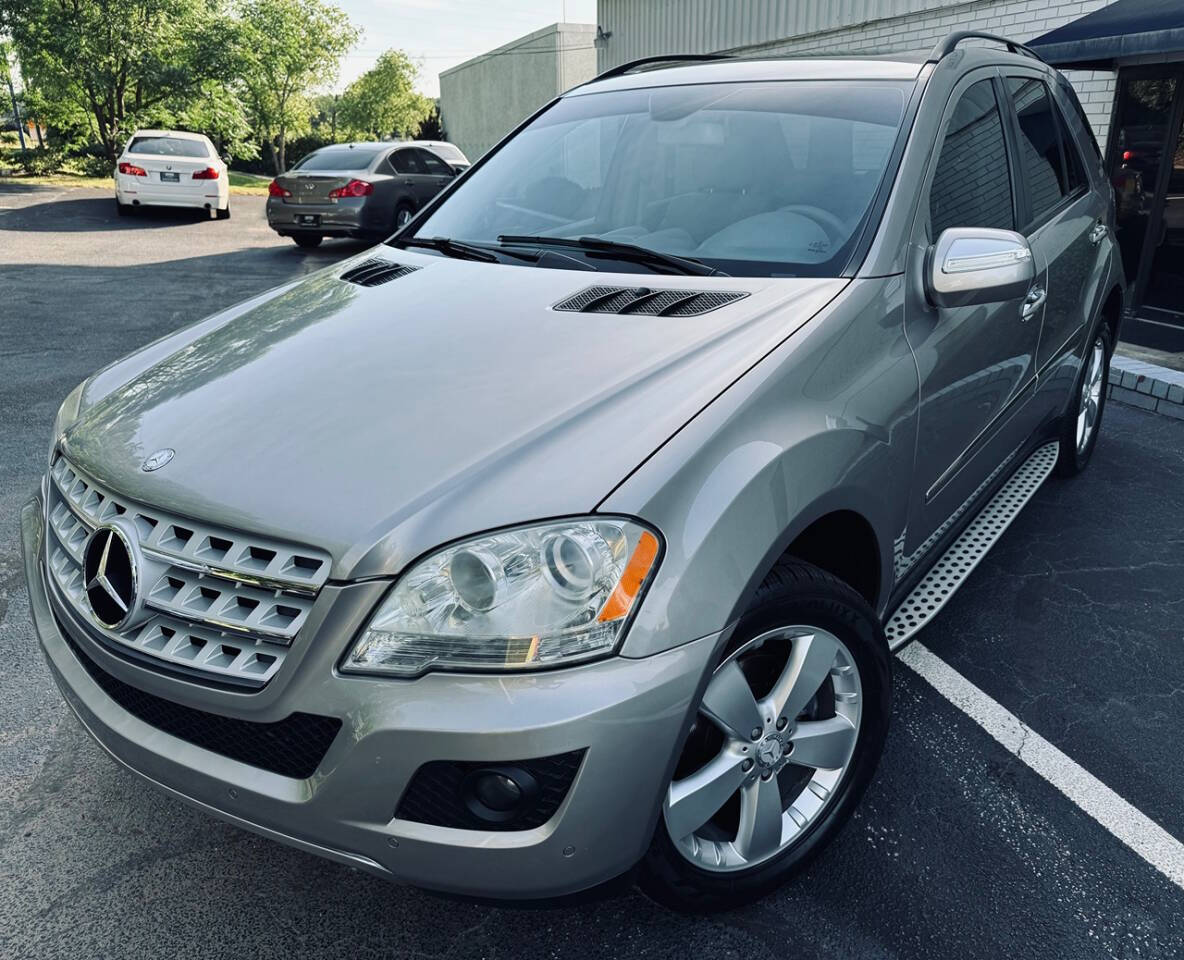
[553,285,748,317]
[339,259,421,287]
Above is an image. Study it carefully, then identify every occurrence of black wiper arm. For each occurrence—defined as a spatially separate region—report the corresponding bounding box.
[497,234,724,277]
[394,235,498,263]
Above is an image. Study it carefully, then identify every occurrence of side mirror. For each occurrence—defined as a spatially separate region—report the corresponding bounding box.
[926,227,1034,309]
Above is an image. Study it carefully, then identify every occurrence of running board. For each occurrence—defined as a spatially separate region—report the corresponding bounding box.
[885,442,1060,651]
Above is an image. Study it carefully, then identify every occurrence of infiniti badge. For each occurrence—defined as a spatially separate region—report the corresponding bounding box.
[142,447,174,472]
[83,526,138,629]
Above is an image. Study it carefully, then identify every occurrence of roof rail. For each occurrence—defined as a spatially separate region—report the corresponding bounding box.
[928,31,1046,64]
[590,53,733,84]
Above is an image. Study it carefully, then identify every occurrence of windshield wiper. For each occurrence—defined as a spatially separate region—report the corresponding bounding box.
[496,235,725,277]
[394,236,498,263]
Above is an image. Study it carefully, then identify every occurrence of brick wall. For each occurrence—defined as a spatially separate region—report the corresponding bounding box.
[726,0,1118,154]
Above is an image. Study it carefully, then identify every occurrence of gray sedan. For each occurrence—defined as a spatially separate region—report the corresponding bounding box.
[266,141,468,248]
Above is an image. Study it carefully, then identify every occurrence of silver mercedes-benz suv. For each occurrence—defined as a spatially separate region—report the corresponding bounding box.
[22,33,1124,910]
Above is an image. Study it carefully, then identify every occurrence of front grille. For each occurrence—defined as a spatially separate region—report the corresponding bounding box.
[44,454,331,688]
[396,751,585,831]
[553,285,748,317]
[62,626,341,779]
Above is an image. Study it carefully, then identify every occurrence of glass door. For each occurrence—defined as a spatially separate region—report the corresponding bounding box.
[1107,68,1183,314]
[1143,106,1184,313]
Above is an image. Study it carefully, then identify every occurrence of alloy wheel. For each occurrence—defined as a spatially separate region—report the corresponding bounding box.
[665,626,862,872]
[1076,336,1106,454]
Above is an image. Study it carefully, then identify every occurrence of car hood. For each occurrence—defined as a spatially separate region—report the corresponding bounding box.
[63,252,845,579]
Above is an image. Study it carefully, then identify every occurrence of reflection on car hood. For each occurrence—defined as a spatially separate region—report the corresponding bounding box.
[63,252,846,578]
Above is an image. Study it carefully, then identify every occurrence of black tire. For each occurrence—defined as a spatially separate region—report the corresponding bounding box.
[115,199,132,216]
[215,205,231,220]
[639,559,891,912]
[1056,321,1113,477]
[293,234,323,249]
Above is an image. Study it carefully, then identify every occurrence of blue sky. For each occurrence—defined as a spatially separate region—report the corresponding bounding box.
[334,0,598,97]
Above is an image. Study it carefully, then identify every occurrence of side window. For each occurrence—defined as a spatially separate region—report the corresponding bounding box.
[929,79,1016,238]
[390,150,420,175]
[1061,81,1102,162]
[1053,98,1089,192]
[1007,77,1069,222]
[417,149,453,176]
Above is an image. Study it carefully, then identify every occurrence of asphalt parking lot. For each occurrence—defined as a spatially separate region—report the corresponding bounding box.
[2,184,1184,959]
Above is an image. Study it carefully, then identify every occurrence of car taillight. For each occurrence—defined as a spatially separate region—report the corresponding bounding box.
[327,179,373,198]
[268,180,291,198]
[192,167,220,180]
[118,162,147,177]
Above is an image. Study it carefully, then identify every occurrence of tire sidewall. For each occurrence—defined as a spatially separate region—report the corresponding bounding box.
[1059,321,1113,476]
[640,579,891,911]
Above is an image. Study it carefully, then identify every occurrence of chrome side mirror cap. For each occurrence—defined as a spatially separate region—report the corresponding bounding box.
[926,227,1035,309]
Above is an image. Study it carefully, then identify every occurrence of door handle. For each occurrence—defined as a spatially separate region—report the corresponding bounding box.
[403,179,414,186]
[1089,221,1107,245]
[1021,286,1046,321]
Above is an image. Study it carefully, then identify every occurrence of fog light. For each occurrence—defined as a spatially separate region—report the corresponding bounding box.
[461,766,539,824]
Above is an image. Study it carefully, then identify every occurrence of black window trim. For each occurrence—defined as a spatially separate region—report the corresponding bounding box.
[1001,70,1089,235]
[922,67,1022,244]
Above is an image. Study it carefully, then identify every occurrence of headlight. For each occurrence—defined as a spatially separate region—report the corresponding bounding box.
[50,379,87,459]
[344,517,660,677]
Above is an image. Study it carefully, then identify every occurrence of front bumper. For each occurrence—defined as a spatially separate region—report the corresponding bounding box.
[21,495,714,899]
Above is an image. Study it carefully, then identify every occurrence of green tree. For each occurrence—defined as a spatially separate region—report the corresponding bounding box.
[0,0,237,162]
[235,0,357,173]
[338,49,431,142]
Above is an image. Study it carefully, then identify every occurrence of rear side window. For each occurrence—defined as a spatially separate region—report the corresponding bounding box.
[416,149,453,176]
[1006,77,1070,222]
[929,79,1015,237]
[390,150,421,174]
[1060,80,1102,162]
[128,137,209,158]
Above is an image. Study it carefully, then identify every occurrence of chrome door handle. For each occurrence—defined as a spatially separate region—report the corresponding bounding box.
[1021,286,1046,321]
[1089,221,1107,245]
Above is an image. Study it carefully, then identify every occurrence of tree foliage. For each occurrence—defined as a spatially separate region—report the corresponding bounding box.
[0,0,239,162]
[235,0,357,172]
[338,49,431,142]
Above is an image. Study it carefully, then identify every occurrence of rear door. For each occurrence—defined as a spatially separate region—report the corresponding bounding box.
[1002,72,1110,396]
[389,148,438,208]
[902,71,1045,569]
[414,147,456,197]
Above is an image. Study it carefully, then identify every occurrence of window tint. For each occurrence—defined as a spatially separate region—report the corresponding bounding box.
[1054,99,1088,192]
[128,136,209,158]
[1060,80,1102,161]
[417,148,453,175]
[1007,77,1069,222]
[292,146,382,171]
[390,149,420,174]
[930,79,1015,237]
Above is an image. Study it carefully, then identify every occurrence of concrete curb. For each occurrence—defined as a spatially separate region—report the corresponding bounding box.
[1109,355,1184,422]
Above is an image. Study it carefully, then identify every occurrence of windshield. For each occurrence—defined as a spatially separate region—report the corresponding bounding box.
[410,80,909,277]
[292,146,383,171]
[128,136,209,158]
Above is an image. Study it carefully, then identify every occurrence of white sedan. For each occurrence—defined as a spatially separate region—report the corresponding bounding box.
[114,130,230,219]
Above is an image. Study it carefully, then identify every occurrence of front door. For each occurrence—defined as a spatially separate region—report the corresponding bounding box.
[902,70,1044,571]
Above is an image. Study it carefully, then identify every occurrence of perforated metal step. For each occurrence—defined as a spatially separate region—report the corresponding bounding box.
[885,442,1060,650]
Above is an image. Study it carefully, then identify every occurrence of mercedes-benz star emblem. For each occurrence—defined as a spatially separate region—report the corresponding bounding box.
[141,448,174,472]
[83,526,138,629]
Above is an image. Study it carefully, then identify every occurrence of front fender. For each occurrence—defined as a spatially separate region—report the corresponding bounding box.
[604,277,918,659]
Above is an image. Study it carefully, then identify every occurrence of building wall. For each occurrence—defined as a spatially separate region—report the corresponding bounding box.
[597,0,1119,153]
[439,23,597,162]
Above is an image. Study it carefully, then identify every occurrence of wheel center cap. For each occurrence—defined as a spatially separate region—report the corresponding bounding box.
[756,735,783,768]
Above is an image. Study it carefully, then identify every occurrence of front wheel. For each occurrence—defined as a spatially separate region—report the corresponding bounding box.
[1056,323,1112,477]
[640,559,891,911]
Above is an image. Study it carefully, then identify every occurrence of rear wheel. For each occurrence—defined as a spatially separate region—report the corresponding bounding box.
[115,199,132,216]
[640,559,890,911]
[293,234,323,249]
[1056,323,1112,477]
[215,204,230,221]
[394,202,414,230]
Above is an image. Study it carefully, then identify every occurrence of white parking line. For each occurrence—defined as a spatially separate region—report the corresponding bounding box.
[899,641,1184,890]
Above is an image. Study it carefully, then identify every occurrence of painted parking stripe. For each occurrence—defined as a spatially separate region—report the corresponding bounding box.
[899,641,1184,890]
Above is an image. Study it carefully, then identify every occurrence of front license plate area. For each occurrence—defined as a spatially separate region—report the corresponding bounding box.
[159,171,180,183]
[298,214,321,226]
